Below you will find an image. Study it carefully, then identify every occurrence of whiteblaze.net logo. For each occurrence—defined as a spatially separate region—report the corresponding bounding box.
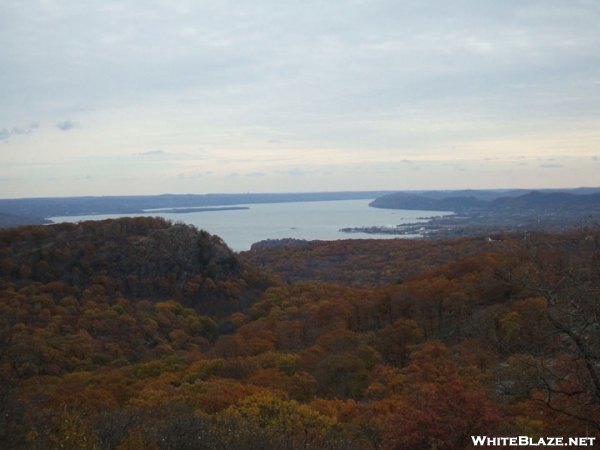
[471,436,596,446]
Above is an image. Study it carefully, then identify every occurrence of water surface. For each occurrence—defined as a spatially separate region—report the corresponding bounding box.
[50,199,450,251]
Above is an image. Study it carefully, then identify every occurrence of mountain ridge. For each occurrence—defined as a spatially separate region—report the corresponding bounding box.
[370,189,600,212]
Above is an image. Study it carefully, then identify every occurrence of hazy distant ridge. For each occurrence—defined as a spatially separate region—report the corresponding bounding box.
[0,191,393,228]
[370,189,600,212]
[3,188,600,229]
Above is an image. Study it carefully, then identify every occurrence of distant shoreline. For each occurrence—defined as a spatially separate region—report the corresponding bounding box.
[146,206,250,214]
[2,188,600,230]
[0,190,393,229]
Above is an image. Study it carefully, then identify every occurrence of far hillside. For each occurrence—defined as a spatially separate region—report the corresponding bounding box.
[364,189,600,238]
[0,191,392,228]
[241,236,512,288]
[370,188,600,212]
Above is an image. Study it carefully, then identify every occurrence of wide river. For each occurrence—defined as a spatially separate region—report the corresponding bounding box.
[50,199,450,252]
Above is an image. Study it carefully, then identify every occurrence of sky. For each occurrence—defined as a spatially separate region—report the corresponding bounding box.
[1,0,600,198]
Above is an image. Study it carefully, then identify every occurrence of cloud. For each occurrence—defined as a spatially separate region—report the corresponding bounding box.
[73,174,92,181]
[0,123,40,141]
[138,150,167,156]
[539,163,563,168]
[3,1,600,196]
[56,119,76,131]
[177,172,203,179]
[283,169,310,176]
[245,171,266,177]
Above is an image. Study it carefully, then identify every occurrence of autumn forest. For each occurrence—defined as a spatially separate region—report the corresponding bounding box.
[1,216,600,449]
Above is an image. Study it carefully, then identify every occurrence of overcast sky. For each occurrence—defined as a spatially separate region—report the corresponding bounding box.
[1,0,599,198]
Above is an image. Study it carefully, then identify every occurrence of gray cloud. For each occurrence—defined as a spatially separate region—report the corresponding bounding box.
[56,119,76,131]
[282,169,311,176]
[177,172,203,179]
[1,0,599,195]
[73,174,92,181]
[138,150,166,156]
[0,123,40,141]
[6,0,598,124]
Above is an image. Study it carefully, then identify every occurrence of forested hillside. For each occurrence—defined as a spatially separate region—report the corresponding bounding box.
[1,217,599,449]
[241,236,513,287]
[369,189,600,212]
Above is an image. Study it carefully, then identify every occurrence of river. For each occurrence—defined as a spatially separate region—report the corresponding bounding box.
[50,199,451,252]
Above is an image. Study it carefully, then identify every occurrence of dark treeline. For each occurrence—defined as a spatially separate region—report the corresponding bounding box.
[1,217,599,449]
